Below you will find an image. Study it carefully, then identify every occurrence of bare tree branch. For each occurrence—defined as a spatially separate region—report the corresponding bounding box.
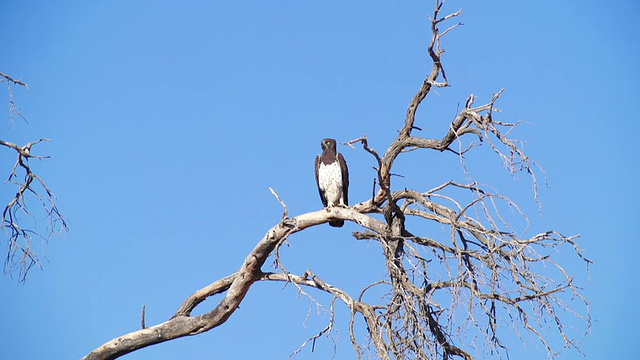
[83,1,590,359]
[0,72,29,88]
[0,72,68,282]
[1,71,29,124]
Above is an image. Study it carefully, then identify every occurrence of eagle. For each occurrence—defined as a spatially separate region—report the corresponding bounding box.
[315,138,349,227]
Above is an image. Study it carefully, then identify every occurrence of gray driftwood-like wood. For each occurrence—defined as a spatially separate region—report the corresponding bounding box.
[83,1,590,359]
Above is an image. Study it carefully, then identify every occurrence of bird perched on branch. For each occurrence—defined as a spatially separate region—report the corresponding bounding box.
[315,138,349,227]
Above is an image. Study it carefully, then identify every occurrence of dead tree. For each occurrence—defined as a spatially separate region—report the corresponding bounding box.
[0,71,68,282]
[83,1,590,359]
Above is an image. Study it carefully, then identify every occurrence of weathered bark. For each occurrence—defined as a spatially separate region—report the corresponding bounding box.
[83,1,590,359]
[82,207,386,360]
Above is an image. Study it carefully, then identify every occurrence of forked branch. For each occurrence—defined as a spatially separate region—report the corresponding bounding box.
[83,1,589,359]
[1,73,67,282]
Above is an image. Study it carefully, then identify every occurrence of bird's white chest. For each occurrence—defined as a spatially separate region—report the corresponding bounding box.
[318,161,343,206]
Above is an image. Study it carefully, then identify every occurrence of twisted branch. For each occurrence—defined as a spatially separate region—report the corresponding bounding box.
[82,1,590,359]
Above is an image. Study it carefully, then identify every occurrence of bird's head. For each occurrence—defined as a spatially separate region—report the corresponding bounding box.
[321,138,336,152]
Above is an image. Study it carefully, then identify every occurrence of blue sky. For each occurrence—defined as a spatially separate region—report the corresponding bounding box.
[1,1,637,359]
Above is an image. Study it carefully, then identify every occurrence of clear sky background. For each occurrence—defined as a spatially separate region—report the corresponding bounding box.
[1,1,637,359]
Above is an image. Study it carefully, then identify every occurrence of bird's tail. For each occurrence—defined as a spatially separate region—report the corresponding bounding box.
[329,220,344,227]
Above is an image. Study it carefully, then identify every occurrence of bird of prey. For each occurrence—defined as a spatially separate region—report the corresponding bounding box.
[315,138,349,227]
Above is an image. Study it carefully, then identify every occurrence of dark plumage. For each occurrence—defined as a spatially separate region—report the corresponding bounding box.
[314,138,349,227]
